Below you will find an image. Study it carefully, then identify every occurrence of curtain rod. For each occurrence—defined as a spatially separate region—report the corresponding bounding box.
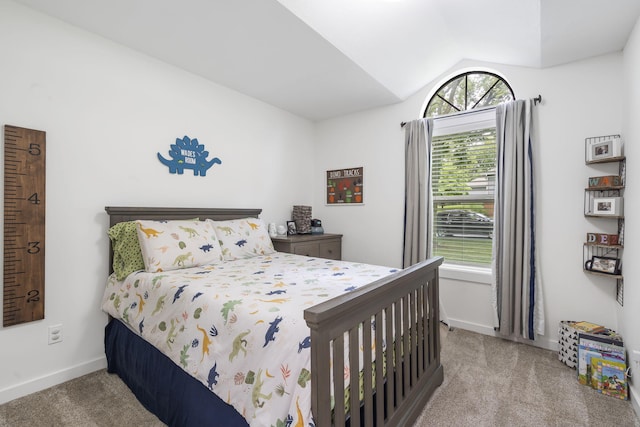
[400,94,543,128]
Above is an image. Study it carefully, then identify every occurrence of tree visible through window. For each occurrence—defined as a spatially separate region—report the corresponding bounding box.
[426,71,514,267]
[425,71,514,118]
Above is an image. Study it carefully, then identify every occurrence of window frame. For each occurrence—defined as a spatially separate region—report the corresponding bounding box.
[424,70,514,279]
[424,71,515,119]
[430,109,497,272]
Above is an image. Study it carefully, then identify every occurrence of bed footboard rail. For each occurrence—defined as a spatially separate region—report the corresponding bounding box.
[304,256,444,427]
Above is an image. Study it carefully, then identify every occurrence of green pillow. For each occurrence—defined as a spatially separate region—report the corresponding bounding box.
[108,221,145,280]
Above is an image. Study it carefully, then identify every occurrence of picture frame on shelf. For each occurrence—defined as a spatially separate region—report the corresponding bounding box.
[585,256,620,275]
[586,136,623,162]
[286,220,297,235]
[592,197,623,216]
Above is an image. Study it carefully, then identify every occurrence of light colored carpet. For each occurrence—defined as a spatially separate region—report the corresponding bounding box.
[1,326,638,426]
[415,327,639,427]
[0,367,162,427]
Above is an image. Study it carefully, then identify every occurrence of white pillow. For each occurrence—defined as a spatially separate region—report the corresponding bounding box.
[135,219,224,272]
[210,218,275,260]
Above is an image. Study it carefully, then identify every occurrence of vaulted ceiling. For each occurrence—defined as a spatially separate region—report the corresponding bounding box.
[12,0,640,120]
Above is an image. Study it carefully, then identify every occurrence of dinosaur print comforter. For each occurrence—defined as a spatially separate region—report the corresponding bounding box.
[101,252,397,427]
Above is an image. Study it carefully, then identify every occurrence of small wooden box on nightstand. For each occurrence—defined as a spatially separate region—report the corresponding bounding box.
[271,233,342,260]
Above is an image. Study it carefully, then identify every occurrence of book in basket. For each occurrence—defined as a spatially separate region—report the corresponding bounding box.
[600,359,628,400]
[572,321,606,333]
[577,332,626,399]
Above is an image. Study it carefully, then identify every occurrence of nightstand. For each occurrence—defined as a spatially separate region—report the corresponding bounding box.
[271,233,342,260]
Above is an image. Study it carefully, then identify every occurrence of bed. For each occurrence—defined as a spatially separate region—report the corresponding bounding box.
[101,206,443,427]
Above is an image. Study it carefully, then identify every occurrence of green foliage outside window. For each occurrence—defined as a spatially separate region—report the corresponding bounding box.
[425,72,513,118]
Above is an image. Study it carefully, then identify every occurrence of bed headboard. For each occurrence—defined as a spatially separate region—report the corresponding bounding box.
[105,206,263,273]
[105,206,262,227]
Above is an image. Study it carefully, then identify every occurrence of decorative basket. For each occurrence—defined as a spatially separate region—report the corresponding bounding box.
[292,205,312,234]
[558,320,579,368]
[558,320,623,369]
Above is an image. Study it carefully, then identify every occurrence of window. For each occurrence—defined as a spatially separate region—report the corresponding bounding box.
[431,123,496,267]
[425,71,514,268]
[425,71,514,118]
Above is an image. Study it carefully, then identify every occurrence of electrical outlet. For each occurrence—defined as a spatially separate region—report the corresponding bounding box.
[48,324,63,345]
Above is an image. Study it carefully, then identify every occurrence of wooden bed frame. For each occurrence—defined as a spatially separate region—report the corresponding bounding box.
[105,206,443,427]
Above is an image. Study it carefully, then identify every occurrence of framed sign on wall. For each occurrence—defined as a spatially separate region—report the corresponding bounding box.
[158,135,221,176]
[326,167,363,205]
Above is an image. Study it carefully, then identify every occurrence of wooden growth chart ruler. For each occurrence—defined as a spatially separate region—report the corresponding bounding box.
[3,125,46,327]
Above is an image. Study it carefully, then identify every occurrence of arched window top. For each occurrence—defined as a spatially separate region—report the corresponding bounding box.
[424,71,514,118]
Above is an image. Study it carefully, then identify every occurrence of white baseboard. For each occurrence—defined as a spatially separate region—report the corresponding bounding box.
[631,387,640,421]
[446,318,496,336]
[0,356,107,405]
[446,318,557,352]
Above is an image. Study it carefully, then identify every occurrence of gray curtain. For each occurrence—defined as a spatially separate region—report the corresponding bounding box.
[402,118,433,268]
[403,118,449,324]
[492,99,544,340]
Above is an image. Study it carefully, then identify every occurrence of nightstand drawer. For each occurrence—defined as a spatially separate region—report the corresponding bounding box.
[319,241,341,260]
[293,243,320,257]
[271,233,342,261]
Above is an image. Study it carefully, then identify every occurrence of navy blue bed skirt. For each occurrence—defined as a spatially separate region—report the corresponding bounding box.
[105,318,249,427]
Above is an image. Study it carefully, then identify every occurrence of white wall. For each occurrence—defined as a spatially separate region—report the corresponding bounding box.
[0,1,314,403]
[313,54,625,350]
[623,14,640,416]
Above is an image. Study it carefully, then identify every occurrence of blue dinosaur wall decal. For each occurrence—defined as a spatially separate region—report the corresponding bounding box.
[158,135,222,176]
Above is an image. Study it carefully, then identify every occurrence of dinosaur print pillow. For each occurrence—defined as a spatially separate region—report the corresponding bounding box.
[210,218,275,261]
[135,219,224,272]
